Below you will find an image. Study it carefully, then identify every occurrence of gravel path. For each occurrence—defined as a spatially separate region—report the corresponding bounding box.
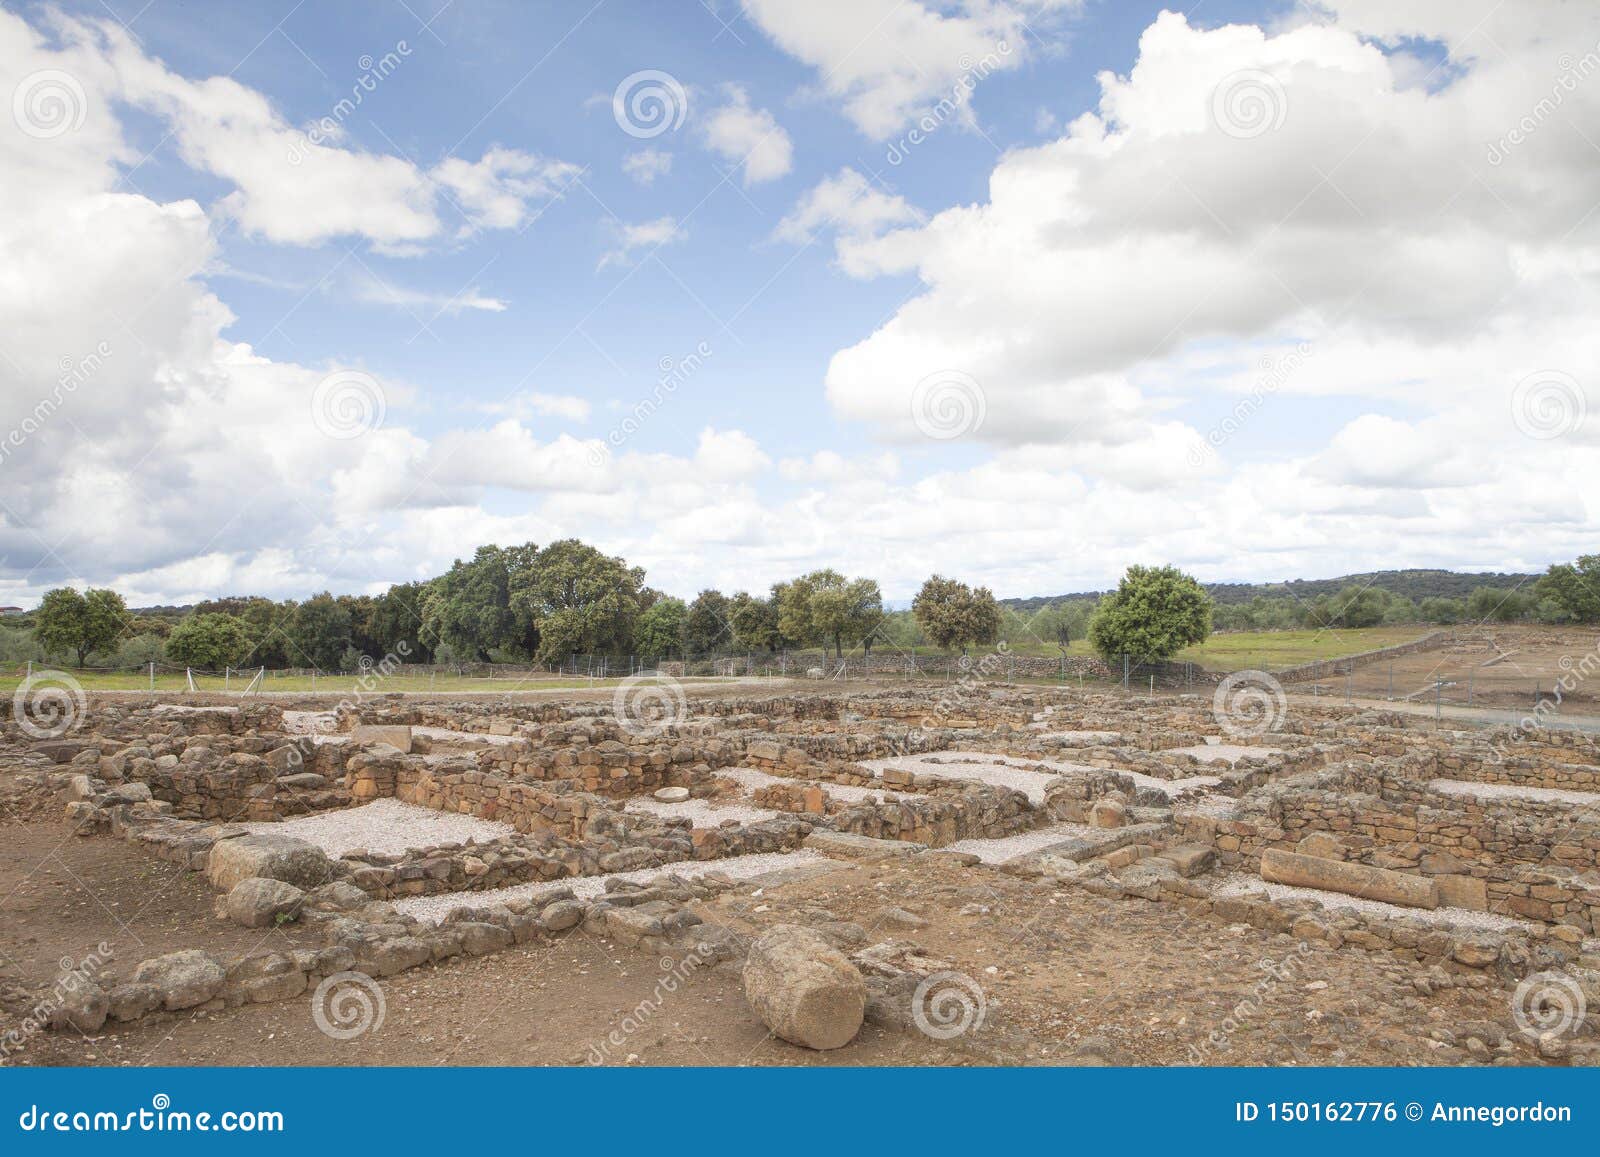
[391,849,828,923]
[414,725,522,746]
[281,710,335,735]
[245,798,516,856]
[623,797,781,825]
[945,822,1100,864]
[1211,874,1532,933]
[1164,743,1282,764]
[857,753,1059,803]
[1428,778,1600,807]
[718,766,909,803]
[1036,730,1123,745]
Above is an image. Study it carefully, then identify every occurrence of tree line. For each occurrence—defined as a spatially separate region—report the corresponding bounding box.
[5,546,1598,672]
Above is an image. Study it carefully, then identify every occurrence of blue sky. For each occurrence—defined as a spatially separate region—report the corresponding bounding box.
[1,1,1596,605]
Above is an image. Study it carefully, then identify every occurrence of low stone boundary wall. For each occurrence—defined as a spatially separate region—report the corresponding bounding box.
[1276,630,1449,683]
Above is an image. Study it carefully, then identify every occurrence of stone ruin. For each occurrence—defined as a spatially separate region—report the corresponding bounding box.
[6,682,1599,1062]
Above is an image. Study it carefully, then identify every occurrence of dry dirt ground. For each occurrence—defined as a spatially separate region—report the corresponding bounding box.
[1335,625,1600,713]
[1,810,1543,1067]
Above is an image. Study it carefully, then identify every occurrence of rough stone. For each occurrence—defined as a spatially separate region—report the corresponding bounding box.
[742,924,866,1050]
[225,877,306,928]
[133,950,226,1010]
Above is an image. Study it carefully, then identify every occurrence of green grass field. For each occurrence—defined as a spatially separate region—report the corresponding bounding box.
[1170,626,1431,670]
[1,627,1431,694]
[0,671,717,695]
[978,625,1429,671]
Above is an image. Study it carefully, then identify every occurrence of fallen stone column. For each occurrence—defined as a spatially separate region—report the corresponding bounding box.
[1259,848,1439,910]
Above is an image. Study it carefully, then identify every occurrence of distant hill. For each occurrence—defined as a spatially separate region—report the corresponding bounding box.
[1001,568,1543,613]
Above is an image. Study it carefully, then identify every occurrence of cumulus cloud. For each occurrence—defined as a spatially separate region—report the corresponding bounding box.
[621,148,672,185]
[774,168,923,274]
[819,4,1600,468]
[4,2,1599,607]
[698,84,794,184]
[597,216,685,270]
[741,0,1044,138]
[58,16,577,250]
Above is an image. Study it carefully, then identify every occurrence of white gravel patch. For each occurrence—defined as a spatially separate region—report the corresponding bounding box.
[1182,795,1243,820]
[413,725,522,746]
[1428,778,1600,807]
[1037,730,1123,745]
[1165,743,1282,764]
[946,822,1099,864]
[623,797,781,826]
[1212,874,1534,933]
[857,753,1059,803]
[281,710,334,735]
[391,849,828,923]
[245,798,515,857]
[717,766,909,803]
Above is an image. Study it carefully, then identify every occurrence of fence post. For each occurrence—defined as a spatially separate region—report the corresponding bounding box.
[148,661,154,691]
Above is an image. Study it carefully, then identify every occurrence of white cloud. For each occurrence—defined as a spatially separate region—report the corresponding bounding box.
[741,0,1036,138]
[698,84,793,184]
[818,6,1600,458]
[51,17,577,251]
[483,392,593,423]
[3,2,1599,609]
[347,272,508,314]
[597,216,685,270]
[622,148,672,185]
[693,427,771,480]
[775,168,923,274]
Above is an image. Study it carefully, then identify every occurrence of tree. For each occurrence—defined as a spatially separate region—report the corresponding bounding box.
[1306,585,1389,629]
[1537,556,1600,623]
[1419,596,1464,624]
[728,591,784,651]
[368,581,435,662]
[166,613,253,671]
[912,576,1000,654]
[287,592,353,671]
[634,597,687,658]
[1088,565,1213,663]
[1462,585,1531,623]
[422,544,538,661]
[843,577,886,655]
[684,589,732,655]
[778,570,883,658]
[34,586,126,666]
[510,539,644,664]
